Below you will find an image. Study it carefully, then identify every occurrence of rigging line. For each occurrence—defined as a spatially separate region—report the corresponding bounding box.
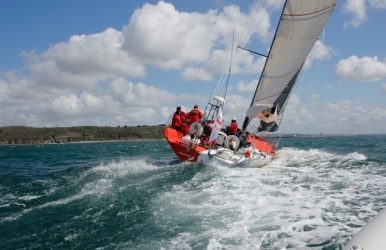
[228,0,263,106]
[246,0,263,38]
[223,28,236,107]
[240,0,270,48]
[315,28,326,76]
[250,0,289,107]
[237,46,267,57]
[207,45,228,103]
[233,0,270,90]
[239,0,259,48]
[237,0,268,53]
[211,45,229,100]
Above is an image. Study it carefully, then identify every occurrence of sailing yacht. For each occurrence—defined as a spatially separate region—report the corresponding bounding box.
[164,0,336,167]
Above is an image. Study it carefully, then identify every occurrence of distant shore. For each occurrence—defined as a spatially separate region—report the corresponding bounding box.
[0,125,165,145]
[1,125,383,145]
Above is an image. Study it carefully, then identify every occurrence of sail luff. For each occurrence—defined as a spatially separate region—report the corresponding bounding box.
[249,0,289,107]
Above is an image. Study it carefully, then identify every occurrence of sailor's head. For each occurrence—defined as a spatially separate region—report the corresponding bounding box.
[193,105,199,109]
[231,118,237,122]
[176,106,181,111]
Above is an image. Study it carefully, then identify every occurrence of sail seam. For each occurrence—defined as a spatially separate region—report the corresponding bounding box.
[254,92,284,102]
[283,3,336,17]
[262,69,299,79]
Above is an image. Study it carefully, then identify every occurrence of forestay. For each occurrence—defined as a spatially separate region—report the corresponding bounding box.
[245,0,336,132]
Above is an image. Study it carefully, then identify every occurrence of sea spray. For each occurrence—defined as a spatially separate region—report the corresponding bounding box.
[0,136,385,249]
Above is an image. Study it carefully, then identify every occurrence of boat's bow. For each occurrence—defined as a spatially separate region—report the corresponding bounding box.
[163,127,207,162]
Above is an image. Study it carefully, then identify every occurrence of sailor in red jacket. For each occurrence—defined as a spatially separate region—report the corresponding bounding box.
[187,105,203,123]
[228,118,239,135]
[171,106,186,133]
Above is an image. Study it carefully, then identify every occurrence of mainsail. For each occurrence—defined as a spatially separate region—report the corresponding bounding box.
[244,0,336,132]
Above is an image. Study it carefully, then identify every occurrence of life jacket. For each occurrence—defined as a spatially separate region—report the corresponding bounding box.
[187,108,203,123]
[172,111,186,127]
[229,122,238,135]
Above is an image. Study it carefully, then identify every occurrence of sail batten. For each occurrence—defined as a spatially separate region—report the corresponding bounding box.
[246,0,336,132]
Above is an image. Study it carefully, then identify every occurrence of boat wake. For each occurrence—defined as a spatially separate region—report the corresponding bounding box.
[149,147,386,249]
[1,147,385,249]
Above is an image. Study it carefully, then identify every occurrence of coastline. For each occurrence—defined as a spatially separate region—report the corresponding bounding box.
[0,125,166,145]
[0,138,166,146]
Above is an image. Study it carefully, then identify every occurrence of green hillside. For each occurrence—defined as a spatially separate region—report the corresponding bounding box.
[0,125,166,144]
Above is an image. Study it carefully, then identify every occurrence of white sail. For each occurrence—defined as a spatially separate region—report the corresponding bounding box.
[245,0,336,132]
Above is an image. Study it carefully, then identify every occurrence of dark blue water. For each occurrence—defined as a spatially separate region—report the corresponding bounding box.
[1,136,385,249]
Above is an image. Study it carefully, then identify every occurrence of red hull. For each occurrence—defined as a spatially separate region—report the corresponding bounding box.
[248,134,276,155]
[163,127,207,162]
[164,127,275,162]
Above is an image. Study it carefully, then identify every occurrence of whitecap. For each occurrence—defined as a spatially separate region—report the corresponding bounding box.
[89,158,158,178]
[152,147,386,249]
[19,195,41,201]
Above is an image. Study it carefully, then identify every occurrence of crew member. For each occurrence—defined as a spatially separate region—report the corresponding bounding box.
[171,106,186,133]
[228,118,239,135]
[187,105,203,124]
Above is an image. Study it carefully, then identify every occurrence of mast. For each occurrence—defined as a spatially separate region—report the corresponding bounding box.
[250,0,288,107]
[242,0,288,130]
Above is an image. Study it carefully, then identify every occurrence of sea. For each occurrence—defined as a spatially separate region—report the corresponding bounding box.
[1,135,385,250]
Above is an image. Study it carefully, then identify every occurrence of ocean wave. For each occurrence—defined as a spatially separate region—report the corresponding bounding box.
[152,148,386,249]
[271,148,368,170]
[1,158,164,224]
[18,195,41,201]
[88,158,159,177]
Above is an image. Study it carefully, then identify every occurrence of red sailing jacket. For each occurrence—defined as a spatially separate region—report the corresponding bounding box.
[229,122,238,135]
[187,109,203,123]
[172,112,186,127]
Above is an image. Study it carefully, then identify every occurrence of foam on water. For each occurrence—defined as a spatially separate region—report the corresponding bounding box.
[152,147,386,249]
[90,158,158,177]
[0,158,161,224]
[1,140,385,249]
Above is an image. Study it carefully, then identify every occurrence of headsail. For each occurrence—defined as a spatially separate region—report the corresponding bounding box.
[244,0,336,132]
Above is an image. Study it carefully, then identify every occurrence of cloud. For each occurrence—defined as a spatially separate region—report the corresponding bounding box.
[0,72,194,126]
[0,1,275,127]
[121,1,271,70]
[23,28,146,91]
[181,67,214,81]
[304,41,334,69]
[343,0,367,28]
[343,0,386,28]
[7,0,384,134]
[221,94,250,123]
[279,95,386,134]
[180,49,265,82]
[14,1,271,92]
[109,78,178,107]
[335,55,386,81]
[369,0,386,8]
[237,80,258,93]
[43,28,144,78]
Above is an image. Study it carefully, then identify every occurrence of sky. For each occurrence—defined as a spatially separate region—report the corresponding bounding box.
[0,0,385,134]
